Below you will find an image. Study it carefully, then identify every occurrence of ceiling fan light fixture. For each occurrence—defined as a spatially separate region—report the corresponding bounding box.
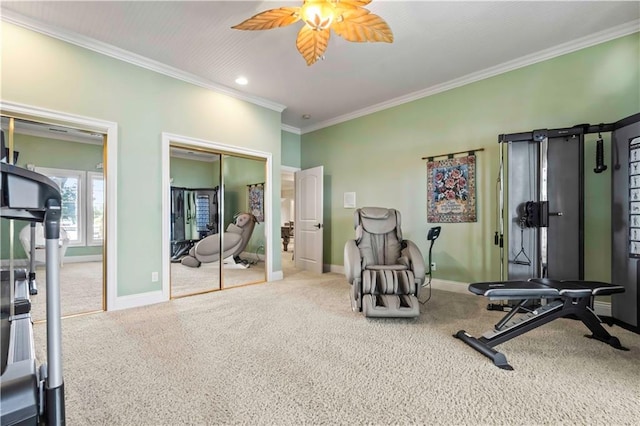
[301,1,335,30]
[231,0,393,66]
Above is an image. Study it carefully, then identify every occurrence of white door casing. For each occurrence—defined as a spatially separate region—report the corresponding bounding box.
[294,166,323,273]
[161,132,274,300]
[0,101,119,310]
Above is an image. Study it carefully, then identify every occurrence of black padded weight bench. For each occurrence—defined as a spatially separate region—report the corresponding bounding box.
[454,278,628,370]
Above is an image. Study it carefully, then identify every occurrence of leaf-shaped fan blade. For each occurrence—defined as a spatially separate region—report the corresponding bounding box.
[296,25,330,66]
[232,7,301,30]
[332,8,393,43]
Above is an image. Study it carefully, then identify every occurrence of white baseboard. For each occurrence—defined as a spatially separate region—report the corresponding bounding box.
[1,254,102,268]
[270,270,284,281]
[328,264,344,274]
[429,278,469,294]
[111,290,166,311]
[593,300,612,317]
[62,255,102,264]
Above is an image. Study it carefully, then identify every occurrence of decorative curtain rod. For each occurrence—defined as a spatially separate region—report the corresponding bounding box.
[422,148,484,161]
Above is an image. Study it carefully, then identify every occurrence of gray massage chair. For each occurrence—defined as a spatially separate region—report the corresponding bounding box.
[344,207,426,318]
[181,212,257,268]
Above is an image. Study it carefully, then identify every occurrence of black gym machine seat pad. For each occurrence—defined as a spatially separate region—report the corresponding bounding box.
[468,279,625,299]
[456,278,627,370]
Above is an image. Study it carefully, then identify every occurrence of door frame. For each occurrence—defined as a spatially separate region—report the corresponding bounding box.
[0,100,118,310]
[281,164,300,228]
[161,132,274,299]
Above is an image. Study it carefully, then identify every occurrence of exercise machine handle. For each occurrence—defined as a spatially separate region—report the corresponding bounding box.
[594,136,608,173]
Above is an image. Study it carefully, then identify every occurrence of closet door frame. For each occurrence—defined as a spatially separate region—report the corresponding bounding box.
[1,100,118,310]
[161,132,273,301]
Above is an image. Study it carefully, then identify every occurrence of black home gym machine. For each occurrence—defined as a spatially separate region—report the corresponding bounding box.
[1,129,66,424]
[170,186,220,262]
[455,113,640,369]
[496,125,584,283]
[611,114,640,332]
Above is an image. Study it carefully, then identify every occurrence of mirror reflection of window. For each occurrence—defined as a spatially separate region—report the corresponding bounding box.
[36,167,104,248]
[89,172,104,245]
[36,167,84,245]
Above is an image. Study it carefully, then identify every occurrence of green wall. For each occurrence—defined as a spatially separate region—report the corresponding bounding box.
[3,20,638,297]
[169,154,265,255]
[170,156,219,189]
[281,130,301,168]
[223,156,267,255]
[301,33,640,284]
[1,22,282,297]
[0,133,104,259]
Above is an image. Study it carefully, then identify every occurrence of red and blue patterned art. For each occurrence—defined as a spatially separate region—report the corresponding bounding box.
[248,183,264,223]
[427,154,477,223]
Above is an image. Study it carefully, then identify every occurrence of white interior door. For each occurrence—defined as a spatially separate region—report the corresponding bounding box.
[294,166,323,273]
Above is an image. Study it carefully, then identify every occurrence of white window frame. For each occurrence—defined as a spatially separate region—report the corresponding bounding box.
[36,166,86,247]
[87,171,104,246]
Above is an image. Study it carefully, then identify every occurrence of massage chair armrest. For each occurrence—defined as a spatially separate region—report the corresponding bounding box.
[401,240,425,286]
[344,239,361,285]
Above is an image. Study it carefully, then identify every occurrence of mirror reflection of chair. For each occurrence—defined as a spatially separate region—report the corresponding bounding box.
[19,222,69,267]
[344,207,425,318]
[180,212,258,268]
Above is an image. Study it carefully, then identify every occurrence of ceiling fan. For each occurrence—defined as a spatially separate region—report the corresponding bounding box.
[232,0,393,66]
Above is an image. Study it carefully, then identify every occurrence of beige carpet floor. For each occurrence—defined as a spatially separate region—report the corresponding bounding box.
[30,261,104,322]
[29,251,272,320]
[170,256,266,298]
[33,268,640,425]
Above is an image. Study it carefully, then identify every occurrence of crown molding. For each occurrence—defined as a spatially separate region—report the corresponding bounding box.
[301,19,640,134]
[3,10,637,134]
[1,11,287,113]
[280,124,301,135]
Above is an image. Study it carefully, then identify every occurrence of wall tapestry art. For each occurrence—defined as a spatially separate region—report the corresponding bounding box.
[248,183,264,223]
[427,154,477,223]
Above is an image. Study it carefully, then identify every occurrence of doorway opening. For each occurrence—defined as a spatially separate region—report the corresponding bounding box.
[280,166,298,275]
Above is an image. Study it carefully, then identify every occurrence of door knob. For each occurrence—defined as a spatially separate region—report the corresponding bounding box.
[314,223,322,229]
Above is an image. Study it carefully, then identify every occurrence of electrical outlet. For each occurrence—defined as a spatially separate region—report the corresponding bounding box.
[151,271,159,282]
[430,262,437,271]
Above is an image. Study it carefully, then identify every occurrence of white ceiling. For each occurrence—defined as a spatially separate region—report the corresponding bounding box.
[1,1,639,133]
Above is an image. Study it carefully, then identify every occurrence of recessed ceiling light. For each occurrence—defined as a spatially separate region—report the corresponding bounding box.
[235,76,248,85]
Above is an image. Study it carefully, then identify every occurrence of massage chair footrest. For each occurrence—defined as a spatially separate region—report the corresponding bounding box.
[362,294,420,318]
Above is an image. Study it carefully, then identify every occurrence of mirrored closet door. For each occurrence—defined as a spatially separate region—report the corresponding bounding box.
[221,154,266,289]
[0,116,107,320]
[169,146,221,297]
[169,146,266,298]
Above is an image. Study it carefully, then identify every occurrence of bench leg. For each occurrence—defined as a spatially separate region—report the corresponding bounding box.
[571,301,629,351]
[454,297,628,369]
[454,331,513,370]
